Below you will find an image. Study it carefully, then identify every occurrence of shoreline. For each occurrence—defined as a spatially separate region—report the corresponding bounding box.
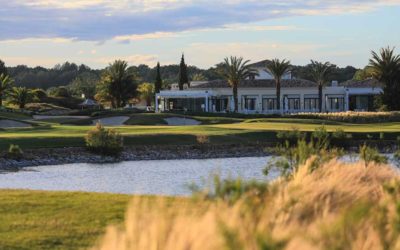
[1,142,398,169]
[0,144,270,169]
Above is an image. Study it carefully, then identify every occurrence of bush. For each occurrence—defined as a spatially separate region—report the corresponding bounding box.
[32,89,47,102]
[196,134,210,144]
[359,144,388,167]
[47,86,70,98]
[266,139,343,178]
[292,111,400,123]
[332,128,347,140]
[85,123,123,156]
[394,150,400,168]
[6,144,23,160]
[311,126,330,149]
[276,127,305,145]
[190,174,268,203]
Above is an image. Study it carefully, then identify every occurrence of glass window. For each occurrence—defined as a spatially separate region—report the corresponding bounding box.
[304,98,319,110]
[243,96,257,110]
[213,97,229,112]
[327,97,344,111]
[288,98,300,110]
[262,98,277,111]
[356,96,369,110]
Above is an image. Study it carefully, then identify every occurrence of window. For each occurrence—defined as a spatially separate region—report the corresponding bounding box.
[304,98,319,110]
[213,97,230,112]
[262,97,277,111]
[288,98,300,110]
[327,96,344,111]
[355,96,369,111]
[283,95,300,111]
[243,96,257,110]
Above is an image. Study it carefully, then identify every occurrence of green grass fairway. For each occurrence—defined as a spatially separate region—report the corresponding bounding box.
[0,190,131,250]
[0,110,31,120]
[0,190,188,250]
[1,118,400,149]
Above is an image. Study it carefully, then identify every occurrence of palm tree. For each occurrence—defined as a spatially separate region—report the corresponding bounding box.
[138,83,155,107]
[309,60,334,112]
[95,60,137,108]
[369,47,400,110]
[191,73,207,81]
[8,87,32,109]
[0,73,13,107]
[219,56,258,112]
[265,59,291,112]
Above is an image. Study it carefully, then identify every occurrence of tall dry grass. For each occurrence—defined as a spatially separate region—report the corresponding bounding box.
[93,159,400,250]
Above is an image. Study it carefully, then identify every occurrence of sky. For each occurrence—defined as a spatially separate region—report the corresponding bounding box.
[0,0,399,69]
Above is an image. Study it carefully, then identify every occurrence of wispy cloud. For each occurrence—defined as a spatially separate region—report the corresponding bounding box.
[1,0,399,41]
[113,32,179,43]
[93,54,160,67]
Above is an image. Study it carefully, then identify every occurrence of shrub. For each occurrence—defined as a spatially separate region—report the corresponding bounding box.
[311,126,330,149]
[85,123,123,156]
[6,144,23,160]
[394,150,400,168]
[332,128,347,140]
[276,127,305,145]
[31,88,47,101]
[190,174,268,203]
[47,86,70,98]
[292,111,400,123]
[196,134,210,144]
[265,138,343,178]
[359,144,388,167]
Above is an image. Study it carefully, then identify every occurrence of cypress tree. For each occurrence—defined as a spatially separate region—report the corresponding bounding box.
[178,54,189,90]
[155,62,162,94]
[0,59,7,76]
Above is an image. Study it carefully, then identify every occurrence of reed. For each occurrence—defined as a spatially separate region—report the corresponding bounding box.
[94,158,400,250]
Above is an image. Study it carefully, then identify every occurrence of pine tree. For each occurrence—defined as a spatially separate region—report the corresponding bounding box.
[178,54,189,90]
[155,62,162,94]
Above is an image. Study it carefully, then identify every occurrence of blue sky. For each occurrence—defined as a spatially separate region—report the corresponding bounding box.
[0,0,399,69]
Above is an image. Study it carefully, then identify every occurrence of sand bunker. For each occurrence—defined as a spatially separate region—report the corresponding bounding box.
[0,119,32,128]
[92,116,130,126]
[164,117,201,126]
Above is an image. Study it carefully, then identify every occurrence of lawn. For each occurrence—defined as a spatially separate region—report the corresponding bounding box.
[0,110,31,120]
[1,118,400,149]
[0,190,131,250]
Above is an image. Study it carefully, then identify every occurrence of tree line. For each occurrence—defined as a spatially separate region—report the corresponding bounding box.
[0,47,398,111]
[2,57,358,92]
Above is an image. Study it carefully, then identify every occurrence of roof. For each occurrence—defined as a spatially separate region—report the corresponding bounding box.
[340,78,383,88]
[190,79,318,89]
[248,59,272,68]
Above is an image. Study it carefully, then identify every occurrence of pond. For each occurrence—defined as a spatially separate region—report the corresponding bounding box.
[1,155,397,196]
[0,157,277,196]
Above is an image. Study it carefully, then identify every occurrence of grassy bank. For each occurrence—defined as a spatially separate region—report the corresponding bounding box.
[1,118,400,149]
[0,190,132,250]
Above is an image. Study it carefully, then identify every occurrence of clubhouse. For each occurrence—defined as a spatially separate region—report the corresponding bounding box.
[155,67,382,114]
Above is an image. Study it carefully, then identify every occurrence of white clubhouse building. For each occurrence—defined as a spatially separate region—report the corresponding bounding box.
[156,65,382,114]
